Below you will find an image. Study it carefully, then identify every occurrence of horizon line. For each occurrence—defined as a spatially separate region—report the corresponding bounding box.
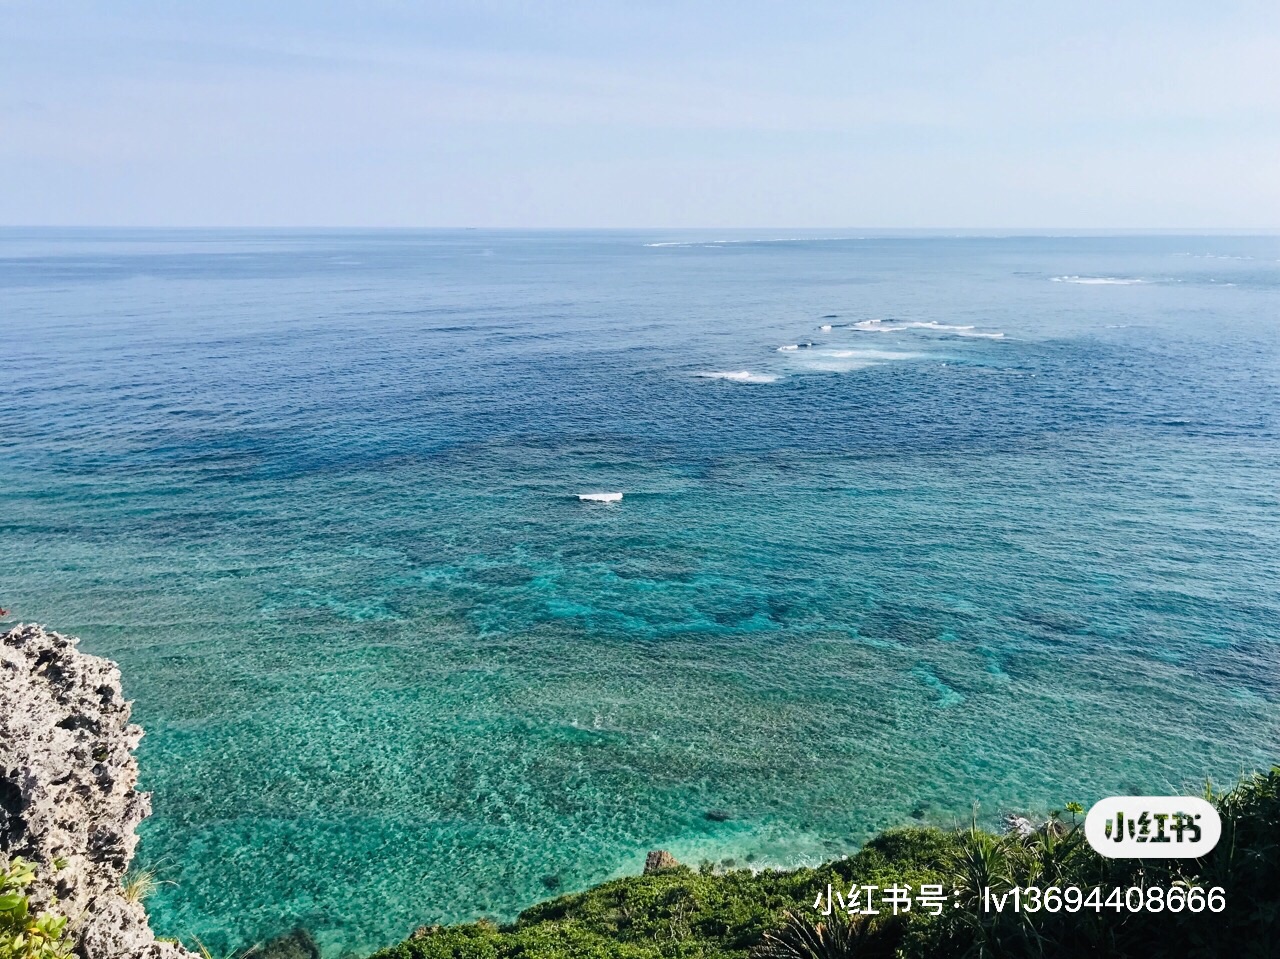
[3,225,1279,235]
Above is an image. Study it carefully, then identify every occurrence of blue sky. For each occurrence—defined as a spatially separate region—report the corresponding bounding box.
[2,1,1278,227]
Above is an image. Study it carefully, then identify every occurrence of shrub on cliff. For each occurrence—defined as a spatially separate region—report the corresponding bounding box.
[370,768,1280,959]
[0,859,73,959]
[370,829,955,959]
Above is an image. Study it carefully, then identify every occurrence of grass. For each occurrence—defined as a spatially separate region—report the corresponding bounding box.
[122,867,170,904]
[192,937,260,959]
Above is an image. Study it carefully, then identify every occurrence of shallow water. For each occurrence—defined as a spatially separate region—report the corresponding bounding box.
[2,229,1278,956]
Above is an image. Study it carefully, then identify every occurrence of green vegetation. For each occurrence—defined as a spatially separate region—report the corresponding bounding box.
[0,859,72,959]
[370,768,1280,959]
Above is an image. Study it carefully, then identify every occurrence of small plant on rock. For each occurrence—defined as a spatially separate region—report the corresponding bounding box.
[0,859,74,959]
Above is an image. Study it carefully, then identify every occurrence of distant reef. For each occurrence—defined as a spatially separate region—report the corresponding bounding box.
[0,623,195,959]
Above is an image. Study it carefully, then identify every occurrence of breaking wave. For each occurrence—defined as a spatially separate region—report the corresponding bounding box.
[843,319,1003,337]
[695,370,780,384]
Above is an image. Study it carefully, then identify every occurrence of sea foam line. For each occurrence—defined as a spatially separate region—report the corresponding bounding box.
[644,237,861,248]
[1051,275,1145,285]
[695,370,780,384]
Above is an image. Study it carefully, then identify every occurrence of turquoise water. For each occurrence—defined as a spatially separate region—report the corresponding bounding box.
[2,230,1278,956]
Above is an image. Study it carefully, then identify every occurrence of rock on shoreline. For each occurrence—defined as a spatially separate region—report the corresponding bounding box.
[0,623,195,959]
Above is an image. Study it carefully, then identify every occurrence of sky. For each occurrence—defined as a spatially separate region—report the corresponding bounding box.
[2,1,1278,228]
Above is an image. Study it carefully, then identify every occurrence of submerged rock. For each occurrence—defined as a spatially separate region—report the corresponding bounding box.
[256,928,321,959]
[0,623,195,959]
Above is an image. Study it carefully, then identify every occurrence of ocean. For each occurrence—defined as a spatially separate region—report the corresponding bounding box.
[2,229,1277,956]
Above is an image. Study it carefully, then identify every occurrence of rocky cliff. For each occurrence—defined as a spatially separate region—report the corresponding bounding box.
[0,623,195,959]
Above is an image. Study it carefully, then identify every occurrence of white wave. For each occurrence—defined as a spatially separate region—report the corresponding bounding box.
[819,324,833,332]
[696,370,780,384]
[904,320,974,331]
[849,318,994,336]
[643,241,725,249]
[578,492,622,503]
[865,320,976,332]
[1051,275,1145,285]
[776,344,799,352]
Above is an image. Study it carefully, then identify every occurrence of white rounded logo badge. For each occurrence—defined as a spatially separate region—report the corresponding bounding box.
[1084,796,1221,858]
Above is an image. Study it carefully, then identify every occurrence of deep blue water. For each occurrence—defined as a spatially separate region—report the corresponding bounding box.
[2,230,1278,956]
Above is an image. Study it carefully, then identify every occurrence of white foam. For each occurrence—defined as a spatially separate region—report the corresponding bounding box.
[1178,253,1254,260]
[819,324,833,332]
[695,370,780,384]
[776,344,799,351]
[1051,275,1145,285]
[956,330,1006,338]
[578,492,622,503]
[826,349,920,360]
[795,348,923,372]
